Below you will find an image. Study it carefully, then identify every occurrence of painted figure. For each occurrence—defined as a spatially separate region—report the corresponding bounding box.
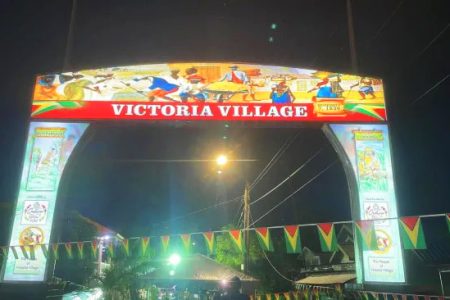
[351,77,376,99]
[270,81,295,104]
[308,77,337,98]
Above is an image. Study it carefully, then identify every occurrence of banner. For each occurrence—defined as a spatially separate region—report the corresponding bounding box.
[329,124,405,283]
[76,242,84,259]
[31,63,386,123]
[355,220,378,251]
[141,237,150,257]
[283,226,302,254]
[255,227,274,252]
[203,232,215,255]
[90,240,99,259]
[229,230,245,253]
[180,234,191,253]
[2,122,88,282]
[64,243,73,259]
[121,239,130,257]
[161,236,170,253]
[399,217,426,249]
[317,223,338,252]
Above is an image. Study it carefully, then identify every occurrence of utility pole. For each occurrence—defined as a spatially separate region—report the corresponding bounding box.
[242,182,251,274]
[346,0,358,73]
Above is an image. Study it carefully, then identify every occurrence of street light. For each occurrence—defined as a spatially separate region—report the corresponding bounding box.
[216,155,228,166]
[168,253,181,266]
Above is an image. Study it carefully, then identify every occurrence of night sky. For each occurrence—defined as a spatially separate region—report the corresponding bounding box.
[0,0,448,238]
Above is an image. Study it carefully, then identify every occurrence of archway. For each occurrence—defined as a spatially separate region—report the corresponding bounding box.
[1,62,404,285]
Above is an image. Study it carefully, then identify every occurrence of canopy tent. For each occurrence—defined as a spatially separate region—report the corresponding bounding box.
[147,254,258,282]
[141,254,259,293]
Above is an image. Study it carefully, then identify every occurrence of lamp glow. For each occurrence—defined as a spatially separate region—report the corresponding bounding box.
[216,155,228,166]
[168,253,181,266]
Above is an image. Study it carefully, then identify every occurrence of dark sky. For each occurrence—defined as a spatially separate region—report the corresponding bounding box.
[0,0,448,237]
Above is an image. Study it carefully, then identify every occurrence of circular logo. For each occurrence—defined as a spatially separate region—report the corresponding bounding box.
[23,201,47,224]
[374,229,392,254]
[19,226,45,246]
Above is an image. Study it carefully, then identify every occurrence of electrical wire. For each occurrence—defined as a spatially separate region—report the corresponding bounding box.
[249,160,337,227]
[249,132,300,191]
[250,148,322,206]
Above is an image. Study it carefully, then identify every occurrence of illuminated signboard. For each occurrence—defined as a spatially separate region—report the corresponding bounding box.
[329,124,405,283]
[2,122,88,282]
[3,62,403,284]
[32,63,386,122]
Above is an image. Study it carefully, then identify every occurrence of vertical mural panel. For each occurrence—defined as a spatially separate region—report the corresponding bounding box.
[2,122,88,282]
[328,124,405,283]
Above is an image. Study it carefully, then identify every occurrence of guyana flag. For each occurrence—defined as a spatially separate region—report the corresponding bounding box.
[107,242,115,258]
[274,293,281,300]
[51,244,60,260]
[141,237,150,257]
[203,232,215,255]
[19,246,29,259]
[399,216,426,249]
[317,223,338,252]
[292,291,300,300]
[161,235,170,253]
[446,213,450,233]
[265,294,274,300]
[255,227,274,252]
[1,246,8,258]
[64,243,74,259]
[40,244,49,258]
[284,225,302,253]
[354,220,378,251]
[121,239,130,257]
[180,234,191,253]
[76,242,84,259]
[10,246,19,259]
[90,240,99,259]
[229,230,245,253]
[283,292,291,300]
[302,289,309,300]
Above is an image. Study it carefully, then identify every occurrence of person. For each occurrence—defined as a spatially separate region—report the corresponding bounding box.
[270,81,295,104]
[220,65,249,84]
[307,77,337,98]
[215,276,250,300]
[351,77,376,99]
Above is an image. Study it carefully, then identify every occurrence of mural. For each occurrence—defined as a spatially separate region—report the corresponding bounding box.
[32,63,386,122]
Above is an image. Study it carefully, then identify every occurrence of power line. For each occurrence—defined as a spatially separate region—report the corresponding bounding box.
[250,148,323,206]
[249,161,337,227]
[410,74,449,105]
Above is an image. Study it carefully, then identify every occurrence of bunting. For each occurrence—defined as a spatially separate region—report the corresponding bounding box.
[1,246,8,257]
[274,293,281,300]
[40,244,49,258]
[265,294,273,300]
[203,232,215,255]
[64,243,73,259]
[121,239,130,257]
[229,229,245,253]
[141,237,150,256]
[283,225,302,253]
[10,246,19,259]
[29,245,36,260]
[399,217,426,249]
[292,291,300,300]
[161,235,170,253]
[255,227,274,252]
[302,289,309,300]
[90,240,99,259]
[283,292,291,300]
[180,234,191,253]
[354,220,378,251]
[76,242,84,259]
[317,223,338,252]
[446,213,450,233]
[107,242,115,258]
[52,243,59,260]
